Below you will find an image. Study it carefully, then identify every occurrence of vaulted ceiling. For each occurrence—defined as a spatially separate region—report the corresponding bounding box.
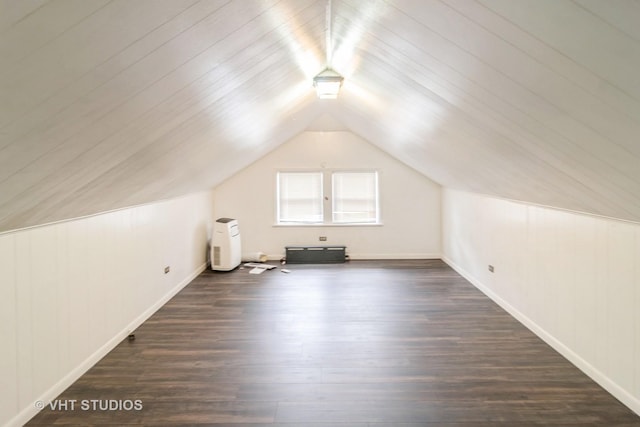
[1,0,640,232]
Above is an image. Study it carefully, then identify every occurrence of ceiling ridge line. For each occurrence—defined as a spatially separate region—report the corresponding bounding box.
[325,0,332,66]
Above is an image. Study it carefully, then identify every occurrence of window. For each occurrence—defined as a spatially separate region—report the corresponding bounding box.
[277,170,379,225]
[332,172,379,223]
[277,172,323,223]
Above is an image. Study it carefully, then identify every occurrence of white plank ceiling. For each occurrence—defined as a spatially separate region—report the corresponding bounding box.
[1,0,640,232]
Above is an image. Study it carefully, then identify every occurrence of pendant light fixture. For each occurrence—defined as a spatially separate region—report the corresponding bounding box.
[313,68,343,99]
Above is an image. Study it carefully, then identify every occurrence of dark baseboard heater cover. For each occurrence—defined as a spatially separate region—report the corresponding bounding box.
[285,246,347,264]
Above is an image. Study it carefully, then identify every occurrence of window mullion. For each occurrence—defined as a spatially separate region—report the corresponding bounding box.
[323,171,332,224]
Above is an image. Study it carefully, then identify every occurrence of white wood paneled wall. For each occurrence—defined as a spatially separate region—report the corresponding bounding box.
[442,188,640,416]
[0,190,214,427]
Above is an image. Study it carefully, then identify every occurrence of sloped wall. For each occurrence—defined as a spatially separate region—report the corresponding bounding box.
[442,188,640,416]
[0,190,214,427]
[213,131,442,259]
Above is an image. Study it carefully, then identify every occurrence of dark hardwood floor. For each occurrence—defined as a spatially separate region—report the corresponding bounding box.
[27,260,640,426]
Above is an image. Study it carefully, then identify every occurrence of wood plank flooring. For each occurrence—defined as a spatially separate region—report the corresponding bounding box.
[26,260,640,426]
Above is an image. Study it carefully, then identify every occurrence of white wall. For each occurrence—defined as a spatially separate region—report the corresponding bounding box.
[213,131,442,260]
[0,190,214,427]
[442,188,640,416]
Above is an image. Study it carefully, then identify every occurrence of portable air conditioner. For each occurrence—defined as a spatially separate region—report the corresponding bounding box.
[211,218,241,271]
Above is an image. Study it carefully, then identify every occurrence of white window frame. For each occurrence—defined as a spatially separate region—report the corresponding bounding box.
[276,171,324,224]
[332,171,380,224]
[276,169,381,226]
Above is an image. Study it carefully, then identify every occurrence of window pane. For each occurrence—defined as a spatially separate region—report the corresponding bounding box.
[278,172,323,223]
[332,172,378,223]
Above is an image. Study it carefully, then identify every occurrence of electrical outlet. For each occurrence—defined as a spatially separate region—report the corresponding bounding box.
[319,236,327,241]
[488,265,494,273]
[164,266,170,274]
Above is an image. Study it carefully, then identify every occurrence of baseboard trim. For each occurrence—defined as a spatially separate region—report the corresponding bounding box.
[348,253,442,260]
[267,253,441,261]
[9,263,207,427]
[442,256,640,417]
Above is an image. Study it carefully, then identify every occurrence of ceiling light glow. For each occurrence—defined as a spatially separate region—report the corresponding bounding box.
[313,68,344,99]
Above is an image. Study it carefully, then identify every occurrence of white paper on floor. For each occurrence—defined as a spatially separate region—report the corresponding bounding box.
[244,262,276,270]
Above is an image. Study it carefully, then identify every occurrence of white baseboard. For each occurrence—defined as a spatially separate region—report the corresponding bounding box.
[9,263,207,427]
[348,253,441,260]
[442,256,640,417]
[267,253,441,261]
